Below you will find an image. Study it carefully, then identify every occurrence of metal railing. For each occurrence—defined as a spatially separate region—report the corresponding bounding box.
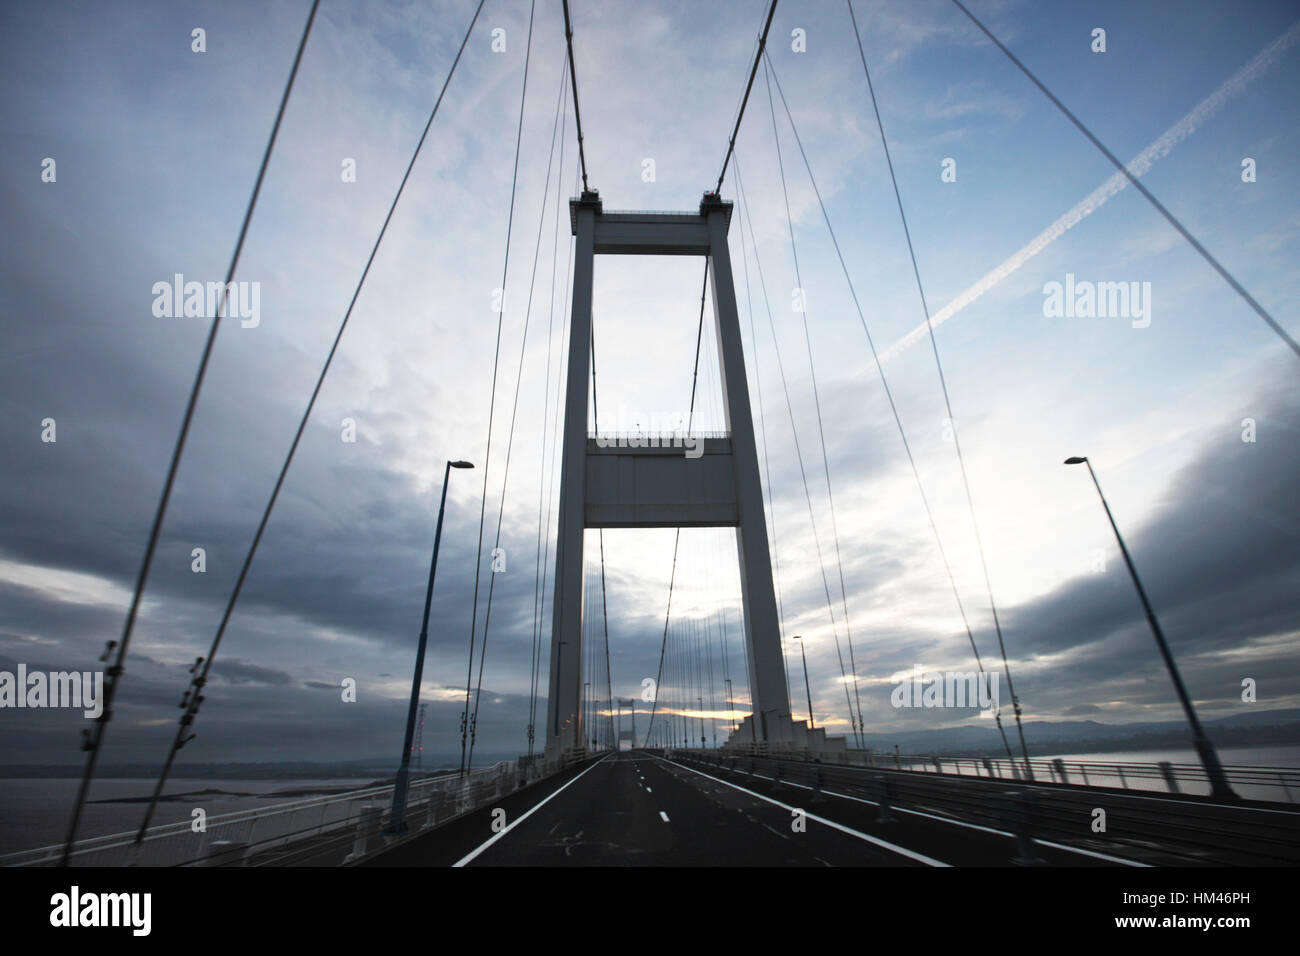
[588,430,729,442]
[2,752,583,867]
[715,743,1300,804]
[669,749,1300,865]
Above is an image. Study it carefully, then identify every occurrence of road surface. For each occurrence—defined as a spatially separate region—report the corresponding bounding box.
[368,752,1132,866]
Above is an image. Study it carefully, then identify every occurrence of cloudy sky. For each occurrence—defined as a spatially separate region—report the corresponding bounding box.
[1,0,1297,770]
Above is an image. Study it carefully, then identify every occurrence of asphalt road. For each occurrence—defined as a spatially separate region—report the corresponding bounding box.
[368,752,1131,866]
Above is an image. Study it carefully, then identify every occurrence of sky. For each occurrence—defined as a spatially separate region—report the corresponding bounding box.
[1,0,1298,771]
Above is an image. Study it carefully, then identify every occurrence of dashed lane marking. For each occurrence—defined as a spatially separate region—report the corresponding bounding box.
[658,756,949,867]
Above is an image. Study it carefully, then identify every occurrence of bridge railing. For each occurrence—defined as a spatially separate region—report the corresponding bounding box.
[588,430,730,443]
[714,744,1299,803]
[670,748,1300,865]
[2,751,581,868]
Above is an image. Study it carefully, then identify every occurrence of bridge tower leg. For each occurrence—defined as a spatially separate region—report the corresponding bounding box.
[545,190,792,757]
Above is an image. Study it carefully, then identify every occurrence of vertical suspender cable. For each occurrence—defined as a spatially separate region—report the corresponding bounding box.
[761,57,865,748]
[763,49,1015,763]
[460,0,537,776]
[847,0,1030,771]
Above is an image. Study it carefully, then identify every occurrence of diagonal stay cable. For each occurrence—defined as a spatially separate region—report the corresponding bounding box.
[847,0,1031,772]
[649,0,780,749]
[59,0,322,867]
[468,52,564,769]
[762,53,864,749]
[588,309,617,752]
[464,0,544,773]
[733,154,857,745]
[131,0,486,845]
[643,234,719,746]
[643,260,717,748]
[528,74,571,759]
[737,185,793,706]
[765,45,1014,761]
[948,0,1299,360]
[533,157,580,752]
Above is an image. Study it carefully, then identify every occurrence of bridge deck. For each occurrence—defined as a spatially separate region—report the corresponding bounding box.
[365,752,1135,867]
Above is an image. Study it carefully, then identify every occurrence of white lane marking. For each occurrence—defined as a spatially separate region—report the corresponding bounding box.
[659,811,670,823]
[658,757,948,867]
[453,757,608,867]
[701,763,1148,867]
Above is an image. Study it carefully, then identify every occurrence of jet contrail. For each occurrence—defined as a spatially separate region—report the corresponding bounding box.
[868,19,1300,372]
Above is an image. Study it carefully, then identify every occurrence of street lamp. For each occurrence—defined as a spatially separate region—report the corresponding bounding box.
[1064,456,1236,800]
[792,635,815,730]
[725,677,736,732]
[697,697,705,749]
[386,459,473,834]
[584,681,592,751]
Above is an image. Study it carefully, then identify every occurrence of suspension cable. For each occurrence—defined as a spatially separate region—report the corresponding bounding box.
[642,261,720,746]
[716,0,780,193]
[561,0,591,192]
[528,79,572,759]
[467,29,563,773]
[734,154,858,744]
[847,0,1031,771]
[948,0,1300,361]
[736,190,792,701]
[58,0,323,867]
[129,0,486,846]
[764,47,1015,762]
[761,54,865,749]
[459,0,537,775]
[587,314,618,753]
[599,529,614,749]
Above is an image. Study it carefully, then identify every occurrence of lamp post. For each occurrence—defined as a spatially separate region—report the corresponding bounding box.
[386,459,473,834]
[697,697,705,749]
[793,635,815,730]
[725,677,736,732]
[584,681,592,751]
[1064,456,1236,800]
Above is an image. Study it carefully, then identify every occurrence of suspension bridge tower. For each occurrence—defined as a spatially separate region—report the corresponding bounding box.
[545,189,793,756]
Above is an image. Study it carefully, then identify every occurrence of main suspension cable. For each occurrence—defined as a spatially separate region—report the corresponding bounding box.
[716,0,781,193]
[133,0,486,844]
[561,0,591,192]
[948,0,1300,361]
[60,0,323,867]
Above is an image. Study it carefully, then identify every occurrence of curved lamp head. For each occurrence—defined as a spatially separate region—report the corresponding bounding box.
[1063,456,1087,465]
[791,634,803,641]
[450,460,475,469]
